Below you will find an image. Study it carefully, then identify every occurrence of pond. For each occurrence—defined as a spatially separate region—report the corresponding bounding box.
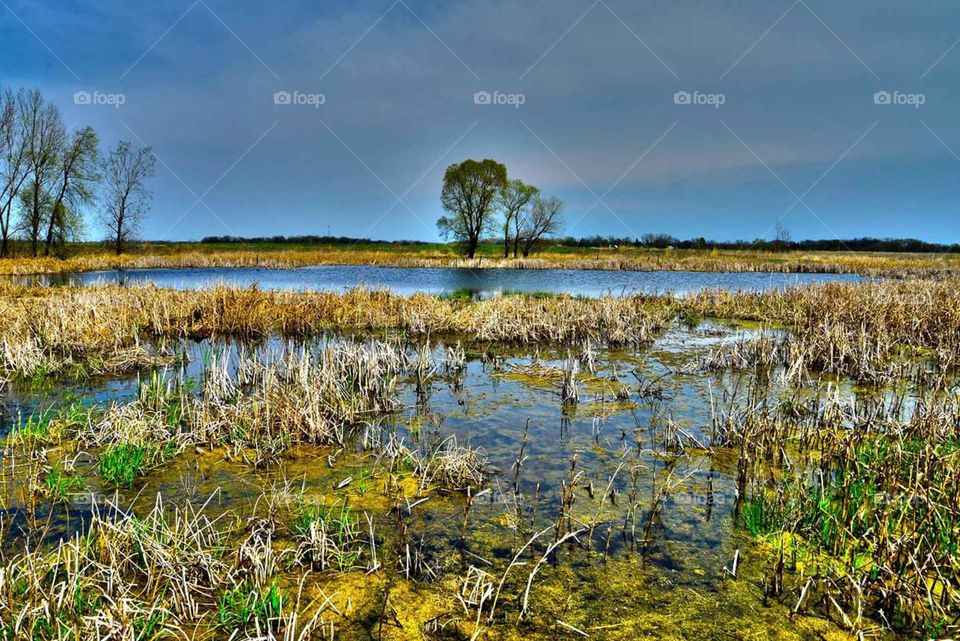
[10,265,867,297]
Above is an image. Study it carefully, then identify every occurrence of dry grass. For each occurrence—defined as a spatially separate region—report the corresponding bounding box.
[0,495,335,640]
[0,283,674,379]
[720,378,960,635]
[2,245,959,277]
[5,277,960,386]
[685,278,960,381]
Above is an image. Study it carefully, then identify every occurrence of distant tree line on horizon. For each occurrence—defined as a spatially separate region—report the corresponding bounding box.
[198,233,959,254]
[0,87,157,258]
[575,234,960,253]
[200,235,435,246]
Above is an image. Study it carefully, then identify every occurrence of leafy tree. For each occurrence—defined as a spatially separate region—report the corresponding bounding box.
[497,178,539,258]
[437,158,507,258]
[100,141,156,255]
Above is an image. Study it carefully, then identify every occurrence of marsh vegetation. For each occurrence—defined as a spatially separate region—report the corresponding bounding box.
[1,277,959,639]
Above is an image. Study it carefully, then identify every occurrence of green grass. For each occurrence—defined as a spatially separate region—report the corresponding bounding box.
[8,403,93,450]
[42,464,85,501]
[293,501,357,537]
[741,494,780,537]
[216,582,283,630]
[9,412,57,448]
[294,500,365,570]
[97,441,178,488]
[99,444,148,488]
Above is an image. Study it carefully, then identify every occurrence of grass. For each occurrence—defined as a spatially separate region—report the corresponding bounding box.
[98,443,151,488]
[6,277,960,384]
[2,241,959,277]
[216,581,284,631]
[97,442,178,488]
[294,500,374,572]
[6,271,960,637]
[0,283,675,379]
[718,374,960,634]
[41,464,85,502]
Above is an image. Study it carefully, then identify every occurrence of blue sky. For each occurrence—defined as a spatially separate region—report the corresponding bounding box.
[2,0,958,242]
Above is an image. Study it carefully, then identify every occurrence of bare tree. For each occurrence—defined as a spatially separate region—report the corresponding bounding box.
[100,140,156,255]
[774,222,792,250]
[497,178,538,258]
[44,126,99,255]
[437,159,507,258]
[19,89,65,256]
[519,195,564,257]
[0,88,31,258]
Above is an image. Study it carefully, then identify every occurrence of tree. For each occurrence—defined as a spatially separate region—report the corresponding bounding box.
[16,182,52,252]
[437,158,507,258]
[497,178,539,258]
[20,89,65,256]
[774,222,792,250]
[100,141,156,255]
[0,88,31,258]
[519,195,563,257]
[44,126,99,255]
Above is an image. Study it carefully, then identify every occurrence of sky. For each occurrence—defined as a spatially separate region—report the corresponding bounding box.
[1,0,958,243]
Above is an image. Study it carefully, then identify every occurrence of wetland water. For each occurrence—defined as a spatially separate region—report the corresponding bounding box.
[0,319,886,639]
[10,264,866,296]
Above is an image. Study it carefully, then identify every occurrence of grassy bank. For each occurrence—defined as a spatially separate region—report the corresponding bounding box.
[1,241,959,276]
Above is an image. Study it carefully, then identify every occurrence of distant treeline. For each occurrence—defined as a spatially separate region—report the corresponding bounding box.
[201,234,958,254]
[563,234,960,253]
[201,235,433,246]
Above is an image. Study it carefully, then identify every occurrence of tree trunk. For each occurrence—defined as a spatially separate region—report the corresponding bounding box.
[503,225,510,258]
[115,207,125,255]
[31,186,41,257]
[43,213,55,256]
[0,203,8,258]
[522,237,534,257]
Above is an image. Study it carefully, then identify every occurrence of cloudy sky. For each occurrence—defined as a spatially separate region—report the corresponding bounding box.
[2,0,958,242]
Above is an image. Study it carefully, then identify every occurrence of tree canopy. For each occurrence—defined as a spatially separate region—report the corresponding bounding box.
[437,159,565,258]
[437,158,508,258]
